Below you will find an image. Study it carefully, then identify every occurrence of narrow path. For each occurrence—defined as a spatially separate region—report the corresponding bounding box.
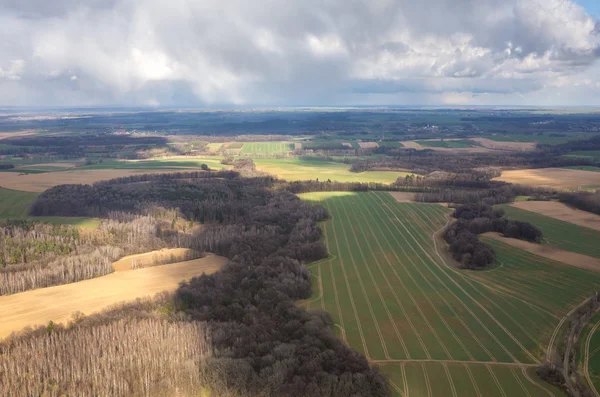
[359,194,472,360]
[373,192,528,363]
[421,362,433,397]
[511,367,532,397]
[324,201,369,357]
[442,362,458,397]
[370,359,538,367]
[585,319,600,397]
[521,367,557,397]
[465,364,483,397]
[335,198,390,359]
[487,365,508,397]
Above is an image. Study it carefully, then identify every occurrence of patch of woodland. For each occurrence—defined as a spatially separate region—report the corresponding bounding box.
[0,163,14,169]
[0,294,214,397]
[560,190,600,216]
[416,184,556,205]
[445,203,543,269]
[0,213,199,295]
[16,173,389,396]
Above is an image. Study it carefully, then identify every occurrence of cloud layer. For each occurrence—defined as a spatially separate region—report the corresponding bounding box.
[1,0,599,106]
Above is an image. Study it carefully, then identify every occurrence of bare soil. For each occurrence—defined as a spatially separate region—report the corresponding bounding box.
[510,201,600,232]
[470,138,536,152]
[494,168,600,190]
[111,248,201,271]
[482,232,600,272]
[358,142,378,148]
[0,254,227,340]
[294,142,302,150]
[388,192,416,202]
[0,169,181,192]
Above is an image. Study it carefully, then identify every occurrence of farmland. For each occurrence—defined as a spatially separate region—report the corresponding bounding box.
[240,141,295,154]
[0,254,227,340]
[578,311,600,394]
[253,158,408,183]
[499,204,600,259]
[415,139,477,148]
[299,191,600,396]
[494,168,600,190]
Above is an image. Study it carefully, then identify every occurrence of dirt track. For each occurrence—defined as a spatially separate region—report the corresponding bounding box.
[495,168,600,190]
[482,232,600,272]
[0,254,227,340]
[388,192,416,202]
[510,201,600,232]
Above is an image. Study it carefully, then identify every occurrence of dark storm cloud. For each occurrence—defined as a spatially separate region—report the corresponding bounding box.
[0,0,598,106]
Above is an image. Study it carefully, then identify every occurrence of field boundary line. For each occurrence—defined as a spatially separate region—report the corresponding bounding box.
[324,201,365,355]
[547,296,593,362]
[359,193,473,361]
[584,318,600,397]
[413,203,560,320]
[487,365,508,397]
[338,197,404,359]
[511,367,532,397]
[335,198,390,359]
[373,193,523,363]
[420,362,433,397]
[387,197,539,363]
[401,362,409,397]
[521,367,557,397]
[389,379,406,397]
[464,363,483,397]
[406,201,552,354]
[369,359,538,367]
[442,362,458,397]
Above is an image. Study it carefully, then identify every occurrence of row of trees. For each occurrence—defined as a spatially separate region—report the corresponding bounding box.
[560,190,600,216]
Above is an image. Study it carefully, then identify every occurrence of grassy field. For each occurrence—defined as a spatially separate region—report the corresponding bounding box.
[240,142,294,154]
[416,139,476,148]
[0,187,39,218]
[377,141,404,148]
[564,150,600,160]
[0,187,99,227]
[299,191,599,396]
[578,311,600,394]
[498,205,600,259]
[484,132,595,145]
[254,158,407,183]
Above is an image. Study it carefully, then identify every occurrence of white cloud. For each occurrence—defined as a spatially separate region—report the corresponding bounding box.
[0,0,598,106]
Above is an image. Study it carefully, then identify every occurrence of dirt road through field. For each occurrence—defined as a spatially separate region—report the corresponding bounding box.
[0,254,227,339]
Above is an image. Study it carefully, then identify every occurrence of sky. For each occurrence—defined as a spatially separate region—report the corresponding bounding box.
[0,0,599,107]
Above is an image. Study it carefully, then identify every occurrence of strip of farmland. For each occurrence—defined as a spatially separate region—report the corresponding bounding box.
[299,191,600,396]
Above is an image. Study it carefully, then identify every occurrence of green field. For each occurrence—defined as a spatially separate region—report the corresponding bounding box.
[564,150,600,160]
[0,187,39,218]
[578,311,600,394]
[299,191,600,396]
[254,158,408,183]
[484,132,595,145]
[416,139,476,148]
[240,142,295,154]
[0,187,99,227]
[498,205,600,259]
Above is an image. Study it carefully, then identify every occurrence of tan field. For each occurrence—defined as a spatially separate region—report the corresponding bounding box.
[112,248,201,271]
[510,201,600,232]
[294,142,302,149]
[0,254,227,340]
[358,142,378,148]
[0,169,182,192]
[341,142,353,148]
[470,137,536,152]
[495,168,600,190]
[399,140,492,153]
[388,191,416,202]
[483,232,600,272]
